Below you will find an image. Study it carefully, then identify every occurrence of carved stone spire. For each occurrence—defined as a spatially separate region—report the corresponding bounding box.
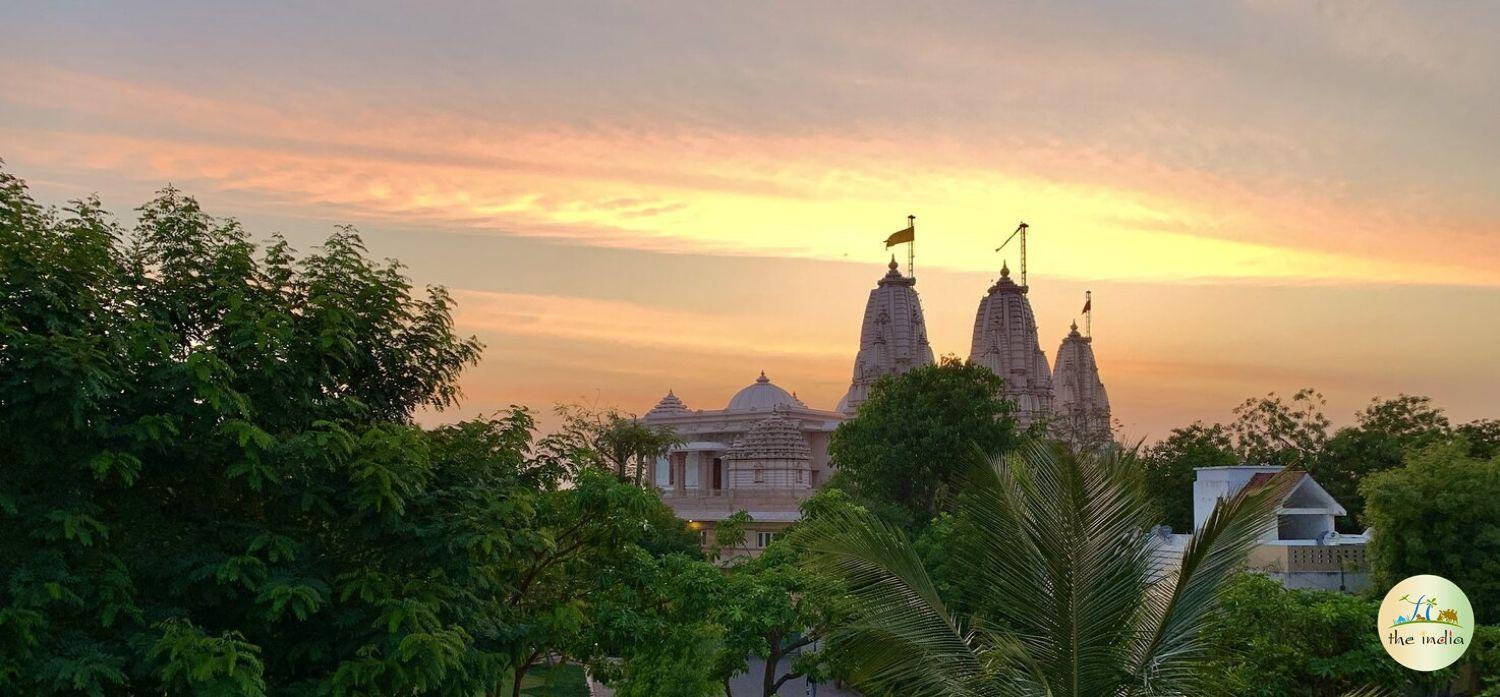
[838,256,935,414]
[969,264,1053,425]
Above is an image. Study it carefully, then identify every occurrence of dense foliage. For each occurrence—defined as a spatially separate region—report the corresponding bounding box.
[828,356,1019,521]
[1200,573,1444,696]
[1143,390,1494,534]
[795,445,1297,696]
[1362,441,1500,624]
[0,168,707,696]
[1140,423,1238,532]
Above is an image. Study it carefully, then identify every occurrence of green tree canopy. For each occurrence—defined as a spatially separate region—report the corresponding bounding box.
[1313,395,1454,530]
[1362,440,1500,624]
[1228,388,1330,468]
[0,167,701,696]
[1200,573,1446,696]
[828,356,1019,522]
[1140,422,1238,532]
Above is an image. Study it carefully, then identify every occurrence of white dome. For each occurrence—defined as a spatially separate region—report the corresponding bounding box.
[726,371,805,412]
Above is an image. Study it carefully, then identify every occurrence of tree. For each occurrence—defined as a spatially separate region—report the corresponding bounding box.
[1199,573,1446,696]
[1361,440,1500,624]
[542,403,681,484]
[712,542,845,697]
[1312,395,1453,531]
[1458,419,1500,460]
[1141,423,1238,532]
[793,444,1302,696]
[0,166,698,695]
[1229,388,1330,468]
[828,357,1019,521]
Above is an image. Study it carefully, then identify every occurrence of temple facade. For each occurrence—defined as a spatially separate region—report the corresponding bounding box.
[643,372,845,559]
[837,257,935,415]
[968,263,1055,425]
[1052,320,1112,445]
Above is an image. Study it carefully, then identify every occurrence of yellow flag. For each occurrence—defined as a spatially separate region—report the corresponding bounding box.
[884,226,914,248]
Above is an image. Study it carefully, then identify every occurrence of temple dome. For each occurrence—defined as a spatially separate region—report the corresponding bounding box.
[725,405,813,462]
[1052,321,1111,446]
[646,389,689,418]
[726,371,805,412]
[840,256,934,414]
[969,262,1054,424]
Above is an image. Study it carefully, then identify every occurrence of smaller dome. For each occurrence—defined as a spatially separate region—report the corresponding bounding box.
[646,389,689,418]
[726,371,805,412]
[725,406,812,462]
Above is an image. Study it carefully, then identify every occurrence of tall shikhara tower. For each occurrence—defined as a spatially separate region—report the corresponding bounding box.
[969,262,1054,425]
[1052,320,1112,445]
[838,257,934,415]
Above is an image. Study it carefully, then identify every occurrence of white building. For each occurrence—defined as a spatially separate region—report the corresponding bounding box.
[1155,465,1370,592]
[644,372,844,558]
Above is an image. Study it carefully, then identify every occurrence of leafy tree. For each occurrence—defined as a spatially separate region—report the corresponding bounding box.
[1229,388,1330,468]
[1312,395,1453,531]
[1458,419,1500,460]
[586,552,727,697]
[1141,422,1238,532]
[712,542,845,697]
[1362,441,1500,624]
[794,444,1302,696]
[0,167,696,696]
[542,402,681,484]
[828,356,1019,521]
[1199,573,1446,696]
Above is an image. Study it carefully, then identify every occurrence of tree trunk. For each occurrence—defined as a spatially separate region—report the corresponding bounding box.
[762,639,780,697]
[511,652,538,697]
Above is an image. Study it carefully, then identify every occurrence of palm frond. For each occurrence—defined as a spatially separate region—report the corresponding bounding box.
[794,503,999,696]
[1128,470,1296,693]
[968,442,1155,696]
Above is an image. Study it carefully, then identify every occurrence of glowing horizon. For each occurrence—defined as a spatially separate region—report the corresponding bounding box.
[4,1,1497,438]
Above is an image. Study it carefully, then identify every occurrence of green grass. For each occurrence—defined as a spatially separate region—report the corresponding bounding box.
[520,663,589,697]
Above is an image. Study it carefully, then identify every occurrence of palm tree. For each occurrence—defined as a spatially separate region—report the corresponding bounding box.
[793,443,1297,697]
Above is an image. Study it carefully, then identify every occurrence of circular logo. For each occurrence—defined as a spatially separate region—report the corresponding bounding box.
[1378,574,1474,671]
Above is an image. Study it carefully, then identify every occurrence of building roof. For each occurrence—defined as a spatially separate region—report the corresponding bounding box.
[726,371,806,412]
[646,389,690,418]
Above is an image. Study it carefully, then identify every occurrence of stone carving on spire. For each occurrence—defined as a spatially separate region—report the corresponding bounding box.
[839,257,935,414]
[969,263,1053,425]
[1052,327,1112,447]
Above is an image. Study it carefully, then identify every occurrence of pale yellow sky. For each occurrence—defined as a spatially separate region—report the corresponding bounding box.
[4,1,1497,439]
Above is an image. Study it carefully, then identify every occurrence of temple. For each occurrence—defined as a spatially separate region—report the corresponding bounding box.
[643,372,844,558]
[968,263,1055,425]
[1051,320,1112,445]
[647,251,1117,557]
[837,257,935,414]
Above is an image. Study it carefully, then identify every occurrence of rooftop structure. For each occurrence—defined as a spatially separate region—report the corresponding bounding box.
[969,263,1054,425]
[837,257,934,415]
[1152,465,1370,592]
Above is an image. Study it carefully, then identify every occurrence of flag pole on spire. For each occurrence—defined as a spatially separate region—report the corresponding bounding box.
[908,214,916,280]
[1083,290,1093,338]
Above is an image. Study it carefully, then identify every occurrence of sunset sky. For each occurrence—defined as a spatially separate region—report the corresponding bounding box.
[5,1,1497,440]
